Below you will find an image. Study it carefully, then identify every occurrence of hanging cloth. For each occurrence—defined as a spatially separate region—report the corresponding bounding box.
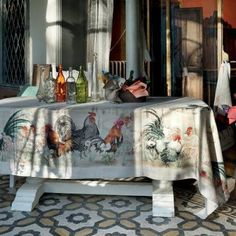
[214,62,235,152]
[214,61,232,116]
[86,0,114,99]
[87,0,114,73]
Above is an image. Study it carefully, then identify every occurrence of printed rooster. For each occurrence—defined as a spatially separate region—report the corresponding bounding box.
[103,119,124,152]
[72,112,126,155]
[45,112,102,157]
[45,115,75,157]
[0,110,32,152]
[144,109,182,165]
[45,112,126,157]
[72,112,102,153]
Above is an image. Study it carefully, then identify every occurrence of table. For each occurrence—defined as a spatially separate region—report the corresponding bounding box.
[0,96,230,219]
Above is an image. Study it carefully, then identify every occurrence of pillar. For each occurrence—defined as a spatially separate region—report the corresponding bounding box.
[125,0,142,79]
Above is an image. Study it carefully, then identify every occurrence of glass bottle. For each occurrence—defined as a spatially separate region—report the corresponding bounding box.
[55,64,66,102]
[91,53,100,102]
[36,66,46,102]
[51,63,57,79]
[76,66,88,103]
[66,67,76,104]
[44,65,56,103]
[87,62,92,99]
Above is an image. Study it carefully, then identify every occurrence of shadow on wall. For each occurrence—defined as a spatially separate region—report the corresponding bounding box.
[61,0,88,69]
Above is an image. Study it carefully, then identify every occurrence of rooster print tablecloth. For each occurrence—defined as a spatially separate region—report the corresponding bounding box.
[0,96,229,218]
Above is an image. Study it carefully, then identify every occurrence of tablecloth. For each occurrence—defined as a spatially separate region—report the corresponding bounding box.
[0,96,229,218]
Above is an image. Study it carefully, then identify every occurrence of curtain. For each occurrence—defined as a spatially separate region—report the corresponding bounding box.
[213,61,232,115]
[87,0,114,73]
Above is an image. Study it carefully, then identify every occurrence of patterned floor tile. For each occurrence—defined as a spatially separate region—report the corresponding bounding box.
[0,175,236,236]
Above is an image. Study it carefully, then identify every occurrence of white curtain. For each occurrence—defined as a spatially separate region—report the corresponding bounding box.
[87,0,114,73]
[214,61,232,115]
[214,62,235,152]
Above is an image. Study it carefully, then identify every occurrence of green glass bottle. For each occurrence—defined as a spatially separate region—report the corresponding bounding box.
[76,66,88,103]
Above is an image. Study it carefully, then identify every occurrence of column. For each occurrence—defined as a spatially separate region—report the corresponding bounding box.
[217,0,223,70]
[125,0,142,79]
[166,0,171,96]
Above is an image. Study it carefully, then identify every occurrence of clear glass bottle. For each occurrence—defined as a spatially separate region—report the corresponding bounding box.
[91,53,100,102]
[43,65,56,103]
[36,66,46,102]
[55,64,66,102]
[76,66,88,103]
[87,62,92,99]
[66,67,76,104]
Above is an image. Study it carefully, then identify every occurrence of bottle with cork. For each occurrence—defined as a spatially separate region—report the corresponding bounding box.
[55,64,66,102]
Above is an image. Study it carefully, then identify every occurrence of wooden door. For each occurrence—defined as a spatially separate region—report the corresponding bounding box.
[172,7,203,99]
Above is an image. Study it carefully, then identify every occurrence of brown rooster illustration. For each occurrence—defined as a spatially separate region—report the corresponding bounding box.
[45,112,127,158]
[45,115,75,157]
[103,119,124,152]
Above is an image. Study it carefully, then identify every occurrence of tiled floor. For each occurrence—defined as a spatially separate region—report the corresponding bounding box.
[0,175,236,236]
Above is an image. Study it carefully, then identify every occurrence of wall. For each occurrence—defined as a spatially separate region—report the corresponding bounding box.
[180,0,236,28]
[223,0,236,28]
[180,0,216,18]
[30,0,87,74]
[62,0,87,70]
[29,0,47,66]
[29,0,61,83]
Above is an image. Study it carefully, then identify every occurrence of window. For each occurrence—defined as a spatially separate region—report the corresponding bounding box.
[0,0,29,90]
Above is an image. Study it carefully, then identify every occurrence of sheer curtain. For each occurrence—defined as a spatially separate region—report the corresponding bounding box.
[87,0,114,74]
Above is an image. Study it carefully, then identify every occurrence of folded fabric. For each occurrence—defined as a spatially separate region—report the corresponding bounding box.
[122,80,149,98]
[227,106,236,124]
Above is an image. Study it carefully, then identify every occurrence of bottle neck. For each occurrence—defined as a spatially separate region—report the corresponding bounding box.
[79,68,85,78]
[49,71,53,78]
[57,69,65,80]
[69,70,73,77]
[58,65,63,74]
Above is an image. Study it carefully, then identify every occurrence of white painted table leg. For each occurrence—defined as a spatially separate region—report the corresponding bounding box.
[11,177,45,211]
[43,179,153,196]
[10,177,175,217]
[9,175,16,189]
[152,180,175,217]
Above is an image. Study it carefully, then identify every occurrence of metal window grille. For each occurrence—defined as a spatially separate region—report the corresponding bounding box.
[1,0,28,87]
